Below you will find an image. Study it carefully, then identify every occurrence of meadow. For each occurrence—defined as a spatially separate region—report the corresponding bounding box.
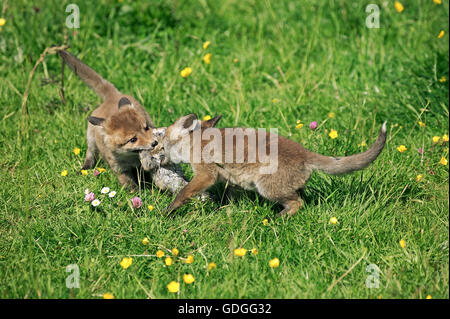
[0,0,448,299]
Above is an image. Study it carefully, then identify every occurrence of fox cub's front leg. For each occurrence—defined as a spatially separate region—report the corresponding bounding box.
[81,126,98,171]
[165,172,216,214]
[117,171,138,192]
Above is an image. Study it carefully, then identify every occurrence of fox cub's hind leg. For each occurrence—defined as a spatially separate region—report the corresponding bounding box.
[257,180,303,217]
[81,126,98,170]
[260,188,303,217]
[278,194,303,217]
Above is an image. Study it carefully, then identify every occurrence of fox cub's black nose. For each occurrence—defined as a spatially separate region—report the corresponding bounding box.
[151,141,158,148]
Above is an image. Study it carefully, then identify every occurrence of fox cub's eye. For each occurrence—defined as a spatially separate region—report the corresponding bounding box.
[151,140,158,148]
[129,137,138,143]
[144,126,149,131]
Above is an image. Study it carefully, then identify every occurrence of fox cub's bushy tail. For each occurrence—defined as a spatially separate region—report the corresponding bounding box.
[308,122,387,175]
[58,50,119,100]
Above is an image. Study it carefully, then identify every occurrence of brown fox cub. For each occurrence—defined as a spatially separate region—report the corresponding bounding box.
[139,116,223,194]
[151,114,387,216]
[57,50,160,189]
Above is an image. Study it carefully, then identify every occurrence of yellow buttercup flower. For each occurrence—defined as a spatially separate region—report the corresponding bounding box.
[272,98,279,104]
[73,147,81,155]
[439,76,447,83]
[262,219,269,226]
[203,41,211,50]
[142,237,150,245]
[180,67,192,78]
[328,112,335,118]
[156,250,165,258]
[329,217,338,224]
[233,58,239,63]
[97,167,106,173]
[418,121,426,128]
[440,157,448,166]
[416,174,423,182]
[167,281,179,293]
[234,248,247,257]
[185,255,194,264]
[399,239,406,248]
[394,1,404,12]
[442,134,449,142]
[296,122,304,129]
[165,257,173,266]
[103,293,114,299]
[0,18,6,27]
[148,205,154,211]
[80,170,88,175]
[433,0,442,4]
[269,258,280,268]
[358,141,367,148]
[437,30,445,39]
[208,262,217,270]
[426,294,432,299]
[183,274,195,284]
[203,53,212,64]
[251,248,258,255]
[397,145,407,153]
[432,136,440,143]
[120,257,133,269]
[61,170,68,177]
[203,115,212,121]
[172,248,179,256]
[329,129,338,139]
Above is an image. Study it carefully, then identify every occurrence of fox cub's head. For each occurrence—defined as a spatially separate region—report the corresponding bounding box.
[88,97,159,154]
[150,114,222,166]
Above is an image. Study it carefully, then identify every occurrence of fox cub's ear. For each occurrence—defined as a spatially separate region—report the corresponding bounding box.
[180,113,199,130]
[178,113,200,132]
[202,115,222,129]
[169,114,200,140]
[118,97,132,108]
[88,116,105,126]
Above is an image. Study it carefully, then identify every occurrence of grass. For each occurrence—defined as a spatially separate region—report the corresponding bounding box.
[0,0,448,299]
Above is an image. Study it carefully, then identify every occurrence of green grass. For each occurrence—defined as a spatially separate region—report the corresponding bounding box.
[0,0,448,299]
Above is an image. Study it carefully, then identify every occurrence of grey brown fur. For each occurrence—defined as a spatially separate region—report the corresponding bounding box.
[151,114,387,216]
[139,148,188,193]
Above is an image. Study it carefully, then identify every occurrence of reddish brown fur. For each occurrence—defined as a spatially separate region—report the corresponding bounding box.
[58,50,158,189]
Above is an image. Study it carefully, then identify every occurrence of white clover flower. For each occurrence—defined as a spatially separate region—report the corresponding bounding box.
[84,188,90,195]
[108,191,117,198]
[101,187,110,194]
[91,199,101,207]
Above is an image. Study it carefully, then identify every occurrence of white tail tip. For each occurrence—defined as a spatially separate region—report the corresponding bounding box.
[381,121,387,133]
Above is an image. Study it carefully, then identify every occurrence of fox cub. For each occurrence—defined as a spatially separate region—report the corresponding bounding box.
[57,50,160,190]
[150,114,386,216]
